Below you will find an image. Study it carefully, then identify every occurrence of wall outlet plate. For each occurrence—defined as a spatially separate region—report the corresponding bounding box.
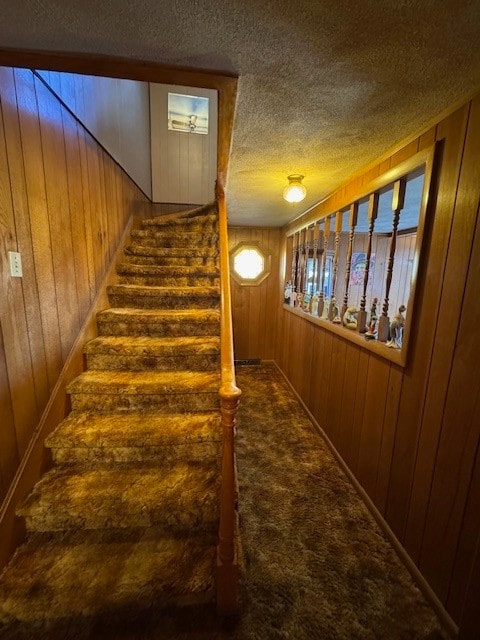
[8,251,23,277]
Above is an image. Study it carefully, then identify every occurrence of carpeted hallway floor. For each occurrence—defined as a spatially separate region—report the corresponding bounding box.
[1,362,450,639]
[231,362,449,640]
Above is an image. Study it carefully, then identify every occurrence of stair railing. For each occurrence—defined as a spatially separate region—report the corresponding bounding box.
[215,183,242,615]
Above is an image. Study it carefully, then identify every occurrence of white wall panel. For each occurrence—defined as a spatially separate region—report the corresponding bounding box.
[150,83,217,204]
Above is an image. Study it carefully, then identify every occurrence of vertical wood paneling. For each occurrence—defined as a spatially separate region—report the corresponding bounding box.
[386,105,469,541]
[349,349,369,476]
[0,86,38,456]
[0,325,18,502]
[0,67,151,511]
[229,226,280,361]
[273,95,480,629]
[35,76,81,361]
[448,434,480,621]
[0,68,49,414]
[356,356,390,497]
[13,68,64,393]
[337,344,361,468]
[404,96,480,568]
[418,178,480,601]
[77,127,96,297]
[324,336,347,451]
[38,70,152,198]
[375,365,403,515]
[316,331,334,431]
[308,323,326,426]
[61,110,92,316]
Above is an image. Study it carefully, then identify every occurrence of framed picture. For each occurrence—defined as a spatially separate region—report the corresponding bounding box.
[350,252,375,285]
[167,93,209,134]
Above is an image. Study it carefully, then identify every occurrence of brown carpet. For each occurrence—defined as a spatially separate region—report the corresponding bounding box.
[231,362,449,640]
[0,362,450,639]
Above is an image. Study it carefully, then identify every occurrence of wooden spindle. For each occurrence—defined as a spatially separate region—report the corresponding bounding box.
[312,221,321,287]
[292,231,300,292]
[377,179,406,342]
[304,225,315,311]
[328,211,343,321]
[357,193,379,333]
[318,217,330,318]
[298,228,307,294]
[341,202,358,317]
[302,227,312,294]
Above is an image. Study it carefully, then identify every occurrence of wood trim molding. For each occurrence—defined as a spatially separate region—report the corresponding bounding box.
[268,359,458,639]
[0,48,238,86]
[0,215,134,570]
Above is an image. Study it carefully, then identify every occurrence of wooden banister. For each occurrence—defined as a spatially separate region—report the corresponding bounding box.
[215,184,242,616]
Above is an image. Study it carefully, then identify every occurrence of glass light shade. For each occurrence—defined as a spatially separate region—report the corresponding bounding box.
[283,174,306,203]
[233,248,264,279]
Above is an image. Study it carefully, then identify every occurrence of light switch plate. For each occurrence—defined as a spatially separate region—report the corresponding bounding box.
[8,251,23,277]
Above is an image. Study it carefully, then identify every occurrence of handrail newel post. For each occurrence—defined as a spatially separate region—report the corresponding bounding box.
[216,385,241,615]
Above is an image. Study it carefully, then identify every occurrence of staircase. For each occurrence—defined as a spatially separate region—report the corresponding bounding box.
[0,204,224,635]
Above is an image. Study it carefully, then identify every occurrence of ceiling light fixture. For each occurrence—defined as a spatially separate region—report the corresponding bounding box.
[283,174,307,203]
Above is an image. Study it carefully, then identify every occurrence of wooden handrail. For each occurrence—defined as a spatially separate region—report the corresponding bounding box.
[215,184,242,615]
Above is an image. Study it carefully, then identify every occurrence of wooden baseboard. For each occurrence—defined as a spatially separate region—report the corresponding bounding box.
[265,359,458,639]
[0,216,133,570]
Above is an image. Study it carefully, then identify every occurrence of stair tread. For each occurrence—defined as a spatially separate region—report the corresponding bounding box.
[116,263,219,276]
[18,462,219,530]
[97,307,220,321]
[67,370,220,395]
[46,411,220,449]
[108,284,220,296]
[85,335,220,357]
[131,230,216,239]
[0,531,215,623]
[142,211,217,227]
[125,245,218,257]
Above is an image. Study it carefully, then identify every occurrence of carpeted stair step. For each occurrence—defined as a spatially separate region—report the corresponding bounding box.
[116,263,220,287]
[85,335,220,371]
[107,284,220,310]
[142,211,218,232]
[129,229,218,249]
[96,308,220,337]
[0,531,215,626]
[123,244,218,267]
[67,370,220,412]
[142,202,214,224]
[45,412,221,464]
[17,461,219,533]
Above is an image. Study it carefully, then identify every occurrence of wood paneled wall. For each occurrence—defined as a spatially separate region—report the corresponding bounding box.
[0,67,150,505]
[275,96,480,630]
[37,70,152,198]
[229,226,280,360]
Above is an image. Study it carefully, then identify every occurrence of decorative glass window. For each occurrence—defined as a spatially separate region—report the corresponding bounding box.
[230,241,271,286]
[168,93,209,134]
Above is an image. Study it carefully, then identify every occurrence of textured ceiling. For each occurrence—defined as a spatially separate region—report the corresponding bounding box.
[2,0,480,226]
